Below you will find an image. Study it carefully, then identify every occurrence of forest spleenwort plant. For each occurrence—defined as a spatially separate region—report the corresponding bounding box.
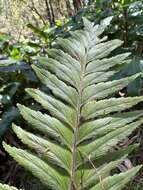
[1,18,143,190]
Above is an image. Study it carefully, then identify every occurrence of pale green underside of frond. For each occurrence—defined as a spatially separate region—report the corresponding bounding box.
[0,184,21,190]
[90,166,142,190]
[4,18,143,190]
[3,143,69,190]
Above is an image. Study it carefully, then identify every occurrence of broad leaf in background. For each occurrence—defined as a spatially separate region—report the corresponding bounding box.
[114,56,143,96]
[0,82,20,136]
[0,107,19,136]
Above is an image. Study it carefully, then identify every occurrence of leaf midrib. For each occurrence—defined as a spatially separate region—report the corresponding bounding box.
[69,61,86,190]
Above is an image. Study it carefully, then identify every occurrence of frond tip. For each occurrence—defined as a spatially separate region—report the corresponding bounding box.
[3,17,143,190]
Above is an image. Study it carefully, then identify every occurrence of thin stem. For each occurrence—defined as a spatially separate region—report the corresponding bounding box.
[87,155,105,190]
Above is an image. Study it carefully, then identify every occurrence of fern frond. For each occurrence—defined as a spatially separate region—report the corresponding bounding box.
[90,166,142,190]
[0,184,21,190]
[3,143,69,190]
[4,18,143,190]
[17,104,73,147]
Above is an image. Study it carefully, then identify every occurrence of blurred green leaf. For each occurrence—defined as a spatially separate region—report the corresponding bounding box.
[11,48,22,60]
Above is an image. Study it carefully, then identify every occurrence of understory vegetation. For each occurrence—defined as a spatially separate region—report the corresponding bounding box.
[0,0,143,190]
